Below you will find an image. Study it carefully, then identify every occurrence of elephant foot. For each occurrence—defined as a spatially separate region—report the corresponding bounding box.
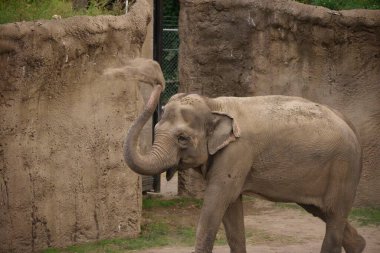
[343,234,366,253]
[343,223,366,253]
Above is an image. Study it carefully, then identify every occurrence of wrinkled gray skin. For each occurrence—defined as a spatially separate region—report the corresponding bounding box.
[124,59,365,253]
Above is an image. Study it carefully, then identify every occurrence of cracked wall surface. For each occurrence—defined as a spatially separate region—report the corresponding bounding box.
[0,1,152,252]
[178,0,380,206]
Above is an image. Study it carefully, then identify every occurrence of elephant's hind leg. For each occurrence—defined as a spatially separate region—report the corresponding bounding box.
[298,204,346,253]
[298,205,365,253]
[342,222,366,253]
[321,213,347,253]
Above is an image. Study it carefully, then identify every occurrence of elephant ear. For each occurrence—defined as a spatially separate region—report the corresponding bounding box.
[208,112,241,155]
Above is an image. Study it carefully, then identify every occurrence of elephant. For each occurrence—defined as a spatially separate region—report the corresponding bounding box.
[123,59,365,253]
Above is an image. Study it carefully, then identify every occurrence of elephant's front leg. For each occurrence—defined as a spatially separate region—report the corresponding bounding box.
[223,195,246,253]
[194,183,233,253]
[194,144,252,253]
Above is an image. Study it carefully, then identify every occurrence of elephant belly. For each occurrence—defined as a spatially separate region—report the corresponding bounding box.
[243,169,329,205]
[242,143,335,205]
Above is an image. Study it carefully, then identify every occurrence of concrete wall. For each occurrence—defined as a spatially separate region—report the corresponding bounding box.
[142,0,154,59]
[140,0,154,174]
[0,1,153,252]
[178,0,380,206]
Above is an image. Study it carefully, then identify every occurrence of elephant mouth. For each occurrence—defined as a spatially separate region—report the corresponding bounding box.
[167,161,205,181]
[165,163,190,181]
[178,159,192,169]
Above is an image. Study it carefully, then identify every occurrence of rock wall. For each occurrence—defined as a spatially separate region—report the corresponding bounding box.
[178,0,380,206]
[0,1,152,252]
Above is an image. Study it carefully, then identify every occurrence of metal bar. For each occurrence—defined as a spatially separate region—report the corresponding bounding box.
[152,0,163,193]
[154,0,163,65]
[163,28,179,32]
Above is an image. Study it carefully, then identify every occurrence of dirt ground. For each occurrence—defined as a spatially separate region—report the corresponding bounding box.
[138,175,380,253]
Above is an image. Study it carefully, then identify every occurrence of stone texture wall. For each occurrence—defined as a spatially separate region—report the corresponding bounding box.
[178,0,380,206]
[0,1,152,252]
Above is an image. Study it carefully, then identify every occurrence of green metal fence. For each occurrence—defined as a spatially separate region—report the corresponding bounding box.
[161,18,179,105]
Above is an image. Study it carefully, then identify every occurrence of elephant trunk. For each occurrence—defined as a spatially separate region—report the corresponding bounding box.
[124,85,178,175]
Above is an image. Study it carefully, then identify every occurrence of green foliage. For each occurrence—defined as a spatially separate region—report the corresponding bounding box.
[349,207,380,226]
[0,0,68,24]
[127,222,171,250]
[0,0,122,24]
[38,197,203,252]
[143,196,203,209]
[296,0,380,10]
[40,218,198,253]
[41,222,171,253]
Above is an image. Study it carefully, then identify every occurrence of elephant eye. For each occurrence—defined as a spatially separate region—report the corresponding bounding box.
[178,135,190,146]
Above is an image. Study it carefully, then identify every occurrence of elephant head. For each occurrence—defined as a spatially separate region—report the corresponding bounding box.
[124,62,240,177]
